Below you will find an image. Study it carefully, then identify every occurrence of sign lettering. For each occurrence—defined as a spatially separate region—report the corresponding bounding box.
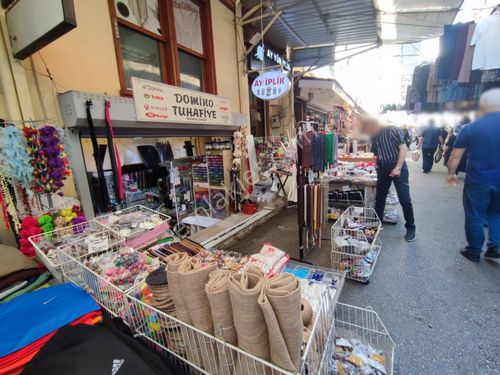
[132,77,232,125]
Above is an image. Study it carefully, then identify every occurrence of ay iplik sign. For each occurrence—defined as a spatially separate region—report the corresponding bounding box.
[251,71,291,101]
[132,77,232,125]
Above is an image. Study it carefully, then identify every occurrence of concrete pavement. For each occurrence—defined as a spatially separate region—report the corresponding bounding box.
[227,160,500,374]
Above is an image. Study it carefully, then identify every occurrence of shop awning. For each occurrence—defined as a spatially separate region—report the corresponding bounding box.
[375,0,463,44]
[242,0,463,68]
[297,77,367,114]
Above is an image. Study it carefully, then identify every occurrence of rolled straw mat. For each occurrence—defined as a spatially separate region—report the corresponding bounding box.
[258,273,302,372]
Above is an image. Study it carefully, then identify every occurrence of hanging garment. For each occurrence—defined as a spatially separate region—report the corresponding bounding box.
[471,12,500,70]
[437,24,460,80]
[183,140,194,157]
[449,22,471,81]
[104,101,124,203]
[85,100,110,211]
[458,23,476,83]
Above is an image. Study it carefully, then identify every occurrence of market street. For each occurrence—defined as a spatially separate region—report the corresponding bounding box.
[229,159,500,375]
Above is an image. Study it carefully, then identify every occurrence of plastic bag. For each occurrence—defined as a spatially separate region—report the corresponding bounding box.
[411,150,420,162]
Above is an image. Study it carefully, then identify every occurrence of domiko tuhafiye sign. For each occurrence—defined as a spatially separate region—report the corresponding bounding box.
[132,77,232,125]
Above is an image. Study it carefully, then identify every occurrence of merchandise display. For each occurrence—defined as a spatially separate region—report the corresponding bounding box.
[83,248,160,291]
[242,243,289,277]
[330,337,388,375]
[254,136,294,172]
[406,13,500,112]
[95,205,171,248]
[28,221,121,281]
[0,283,102,375]
[123,244,346,375]
[331,207,382,283]
[296,121,338,260]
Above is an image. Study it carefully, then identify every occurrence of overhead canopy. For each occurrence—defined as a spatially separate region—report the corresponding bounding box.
[242,0,463,68]
[297,77,367,114]
[375,0,462,43]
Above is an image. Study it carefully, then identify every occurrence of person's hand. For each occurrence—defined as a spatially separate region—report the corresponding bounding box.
[447,174,459,186]
[390,168,401,177]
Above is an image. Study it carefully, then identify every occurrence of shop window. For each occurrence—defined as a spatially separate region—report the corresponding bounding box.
[179,50,203,91]
[109,0,216,95]
[173,0,203,55]
[118,25,163,89]
[114,0,162,35]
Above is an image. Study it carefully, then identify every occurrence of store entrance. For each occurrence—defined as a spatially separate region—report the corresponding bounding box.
[80,135,233,236]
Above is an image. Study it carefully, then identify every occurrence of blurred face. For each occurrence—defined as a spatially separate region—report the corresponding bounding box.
[359,118,381,136]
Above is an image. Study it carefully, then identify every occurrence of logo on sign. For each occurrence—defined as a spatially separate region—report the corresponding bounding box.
[251,71,291,100]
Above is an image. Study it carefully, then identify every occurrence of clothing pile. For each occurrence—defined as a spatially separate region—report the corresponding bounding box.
[22,317,186,375]
[0,283,102,375]
[0,244,51,303]
[330,337,388,375]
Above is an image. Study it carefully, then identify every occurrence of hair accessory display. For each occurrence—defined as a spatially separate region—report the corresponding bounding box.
[0,167,21,233]
[0,126,34,188]
[38,126,71,193]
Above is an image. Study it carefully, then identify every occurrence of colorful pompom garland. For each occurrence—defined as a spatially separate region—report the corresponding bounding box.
[18,216,42,257]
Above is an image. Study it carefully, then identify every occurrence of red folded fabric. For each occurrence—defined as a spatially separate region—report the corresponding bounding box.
[0,311,102,375]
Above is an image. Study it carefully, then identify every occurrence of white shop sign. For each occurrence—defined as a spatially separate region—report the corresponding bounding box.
[251,71,291,101]
[132,77,232,125]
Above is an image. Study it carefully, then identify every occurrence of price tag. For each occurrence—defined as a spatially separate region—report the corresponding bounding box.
[88,236,109,254]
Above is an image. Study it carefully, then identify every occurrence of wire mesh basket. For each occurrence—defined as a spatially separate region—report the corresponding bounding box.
[331,206,382,283]
[95,205,171,249]
[59,242,161,319]
[333,303,395,375]
[28,220,123,281]
[125,273,344,375]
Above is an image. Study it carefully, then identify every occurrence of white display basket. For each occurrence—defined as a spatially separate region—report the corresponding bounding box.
[125,271,345,375]
[95,205,172,249]
[334,303,395,375]
[28,220,123,281]
[331,206,382,284]
[59,242,160,320]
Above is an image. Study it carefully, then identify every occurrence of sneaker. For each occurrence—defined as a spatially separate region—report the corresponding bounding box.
[484,247,500,260]
[405,227,416,242]
[460,249,480,262]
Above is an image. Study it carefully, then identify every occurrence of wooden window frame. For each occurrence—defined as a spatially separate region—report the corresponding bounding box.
[108,0,217,96]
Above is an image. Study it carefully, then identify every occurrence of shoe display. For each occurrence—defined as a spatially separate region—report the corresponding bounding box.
[459,249,480,262]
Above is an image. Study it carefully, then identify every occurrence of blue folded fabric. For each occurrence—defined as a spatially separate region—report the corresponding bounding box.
[0,283,99,356]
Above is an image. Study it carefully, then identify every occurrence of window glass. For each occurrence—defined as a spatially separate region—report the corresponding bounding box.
[115,0,162,35]
[179,50,203,91]
[119,25,163,89]
[173,0,203,54]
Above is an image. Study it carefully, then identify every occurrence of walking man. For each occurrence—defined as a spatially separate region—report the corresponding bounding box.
[447,89,500,262]
[418,119,441,173]
[361,119,416,242]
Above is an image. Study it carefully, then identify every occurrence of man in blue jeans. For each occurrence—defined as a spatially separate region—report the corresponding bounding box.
[447,88,500,262]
